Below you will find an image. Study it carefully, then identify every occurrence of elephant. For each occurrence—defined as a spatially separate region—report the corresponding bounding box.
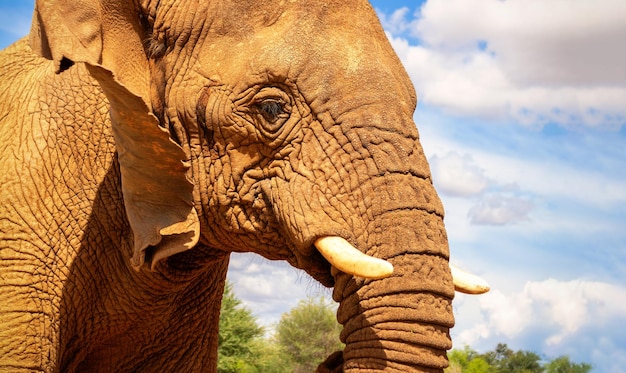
[0,0,488,372]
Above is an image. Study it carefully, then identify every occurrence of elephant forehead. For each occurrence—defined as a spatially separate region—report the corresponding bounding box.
[194,4,415,114]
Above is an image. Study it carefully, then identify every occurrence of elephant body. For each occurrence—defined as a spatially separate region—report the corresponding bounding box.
[0,39,229,371]
[0,1,455,371]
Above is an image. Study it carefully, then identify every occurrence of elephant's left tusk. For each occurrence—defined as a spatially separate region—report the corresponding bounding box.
[314,236,394,279]
[451,265,490,294]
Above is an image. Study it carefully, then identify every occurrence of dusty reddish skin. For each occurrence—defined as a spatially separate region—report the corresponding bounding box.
[0,0,455,371]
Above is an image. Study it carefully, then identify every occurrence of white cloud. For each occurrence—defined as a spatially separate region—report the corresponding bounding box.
[470,149,626,212]
[384,0,626,128]
[458,279,626,346]
[430,151,489,197]
[428,150,536,226]
[468,194,533,225]
[414,0,626,86]
[482,288,534,338]
[227,253,332,328]
[421,120,626,221]
[525,279,626,345]
[377,7,414,36]
[453,278,626,372]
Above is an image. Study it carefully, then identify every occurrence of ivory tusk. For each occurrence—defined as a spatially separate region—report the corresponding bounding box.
[314,236,394,279]
[451,265,490,294]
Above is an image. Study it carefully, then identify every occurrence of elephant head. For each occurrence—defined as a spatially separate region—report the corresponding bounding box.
[29,0,487,371]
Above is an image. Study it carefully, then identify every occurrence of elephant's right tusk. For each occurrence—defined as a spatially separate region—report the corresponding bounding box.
[451,265,490,294]
[314,236,394,280]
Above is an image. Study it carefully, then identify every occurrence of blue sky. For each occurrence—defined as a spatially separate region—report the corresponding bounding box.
[2,1,625,371]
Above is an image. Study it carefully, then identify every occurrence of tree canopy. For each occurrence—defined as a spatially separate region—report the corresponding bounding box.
[217,282,287,373]
[217,285,342,373]
[544,356,593,373]
[446,343,592,373]
[274,296,344,373]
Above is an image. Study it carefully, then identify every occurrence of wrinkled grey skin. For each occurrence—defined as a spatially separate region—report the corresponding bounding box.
[0,0,455,372]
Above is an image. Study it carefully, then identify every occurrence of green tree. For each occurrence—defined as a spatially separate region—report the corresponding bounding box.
[446,346,493,373]
[275,297,344,373]
[218,282,281,373]
[481,343,543,373]
[545,356,592,373]
[466,357,494,373]
[446,343,592,373]
[447,348,470,373]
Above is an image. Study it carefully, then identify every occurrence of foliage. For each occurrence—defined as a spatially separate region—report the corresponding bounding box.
[544,356,592,373]
[274,296,344,373]
[217,282,283,373]
[445,344,592,373]
[448,346,493,373]
[481,343,542,373]
[218,288,342,373]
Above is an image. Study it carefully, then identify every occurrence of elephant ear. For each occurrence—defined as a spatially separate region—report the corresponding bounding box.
[30,0,200,270]
[30,0,102,72]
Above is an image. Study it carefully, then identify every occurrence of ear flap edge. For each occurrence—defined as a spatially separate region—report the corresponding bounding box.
[86,65,201,271]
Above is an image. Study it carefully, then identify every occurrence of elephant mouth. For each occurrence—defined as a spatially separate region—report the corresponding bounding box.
[283,244,332,287]
[292,236,396,289]
[286,235,397,288]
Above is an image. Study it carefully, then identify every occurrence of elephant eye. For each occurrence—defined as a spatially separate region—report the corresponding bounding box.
[249,87,292,136]
[257,99,285,122]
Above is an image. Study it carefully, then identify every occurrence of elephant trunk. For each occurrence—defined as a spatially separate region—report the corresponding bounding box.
[317,144,455,372]
[332,208,455,371]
